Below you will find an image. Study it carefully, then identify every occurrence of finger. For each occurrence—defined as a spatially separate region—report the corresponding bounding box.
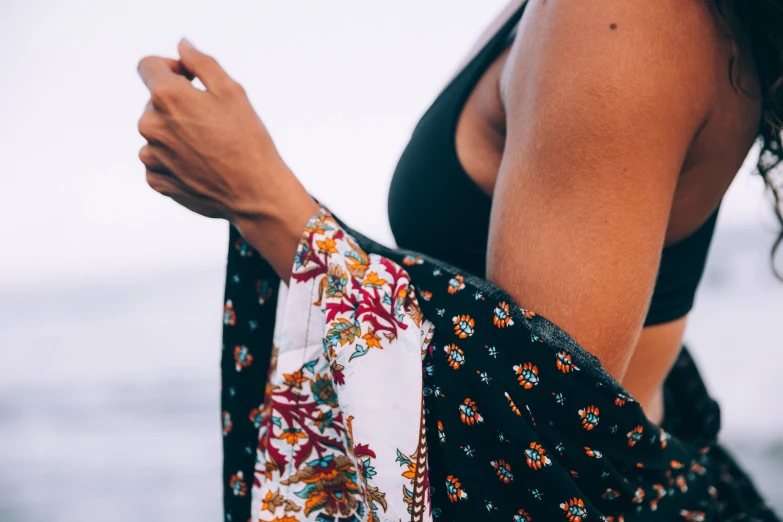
[177,39,233,93]
[145,168,187,196]
[162,57,195,81]
[137,103,171,145]
[138,144,170,172]
[137,56,176,92]
[145,170,223,218]
[137,56,192,111]
[141,56,194,80]
[139,143,184,183]
[169,193,224,219]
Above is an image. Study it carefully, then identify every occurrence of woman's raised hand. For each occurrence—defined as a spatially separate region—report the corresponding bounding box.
[137,39,317,281]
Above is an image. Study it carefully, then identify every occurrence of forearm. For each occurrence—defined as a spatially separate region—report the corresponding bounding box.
[231,168,318,284]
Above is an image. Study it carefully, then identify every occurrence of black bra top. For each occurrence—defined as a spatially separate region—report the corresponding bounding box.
[387,2,720,326]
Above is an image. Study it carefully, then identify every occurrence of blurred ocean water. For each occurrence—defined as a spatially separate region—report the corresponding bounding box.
[0,224,782,522]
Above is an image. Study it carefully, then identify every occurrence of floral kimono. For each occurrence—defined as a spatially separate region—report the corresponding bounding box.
[219,205,777,522]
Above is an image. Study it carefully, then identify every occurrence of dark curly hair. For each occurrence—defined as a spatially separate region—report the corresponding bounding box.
[718,0,783,277]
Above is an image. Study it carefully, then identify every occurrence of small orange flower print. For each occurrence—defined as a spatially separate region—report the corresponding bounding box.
[505,392,521,416]
[283,370,308,389]
[615,392,633,406]
[303,213,330,235]
[447,275,465,294]
[437,421,445,444]
[670,460,684,469]
[521,308,536,319]
[578,405,600,430]
[559,497,587,522]
[660,428,670,448]
[260,489,285,512]
[601,488,620,500]
[459,398,484,425]
[362,328,382,349]
[514,509,532,522]
[344,245,369,279]
[419,290,432,301]
[401,460,417,481]
[277,427,307,445]
[222,411,232,436]
[627,425,643,447]
[555,351,579,373]
[631,487,644,503]
[680,511,706,522]
[652,483,666,499]
[249,407,263,428]
[452,314,475,338]
[493,301,514,328]
[443,344,465,370]
[256,279,274,304]
[234,345,253,372]
[676,474,688,493]
[234,238,253,257]
[362,271,388,288]
[524,442,552,470]
[490,459,514,483]
[229,471,247,497]
[445,475,468,502]
[584,447,603,458]
[223,300,236,326]
[316,237,338,254]
[513,362,539,389]
[402,255,423,266]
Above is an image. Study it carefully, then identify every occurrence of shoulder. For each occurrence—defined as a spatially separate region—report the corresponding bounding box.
[520,0,721,53]
[500,0,724,134]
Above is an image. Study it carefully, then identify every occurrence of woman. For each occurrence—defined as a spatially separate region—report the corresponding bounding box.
[136,1,781,520]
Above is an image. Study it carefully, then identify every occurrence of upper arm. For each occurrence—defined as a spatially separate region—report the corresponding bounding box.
[487,0,717,378]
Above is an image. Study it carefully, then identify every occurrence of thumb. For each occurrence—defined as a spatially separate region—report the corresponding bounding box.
[177,38,230,92]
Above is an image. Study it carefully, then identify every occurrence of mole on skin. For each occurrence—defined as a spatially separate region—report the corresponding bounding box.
[610,23,618,30]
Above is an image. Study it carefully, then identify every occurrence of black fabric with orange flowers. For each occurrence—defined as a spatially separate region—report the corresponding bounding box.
[221,215,779,522]
[221,228,280,522]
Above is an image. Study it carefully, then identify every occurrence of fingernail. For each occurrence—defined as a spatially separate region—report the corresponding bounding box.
[181,38,195,49]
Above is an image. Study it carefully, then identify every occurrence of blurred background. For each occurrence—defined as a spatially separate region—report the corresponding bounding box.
[1,1,781,520]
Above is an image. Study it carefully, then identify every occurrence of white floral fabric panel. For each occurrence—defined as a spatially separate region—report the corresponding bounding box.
[251,208,434,522]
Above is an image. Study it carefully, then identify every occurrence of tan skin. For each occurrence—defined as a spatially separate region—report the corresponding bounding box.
[137,0,762,425]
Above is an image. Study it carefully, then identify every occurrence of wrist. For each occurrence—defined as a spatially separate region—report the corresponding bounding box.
[232,177,318,283]
[228,160,298,223]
